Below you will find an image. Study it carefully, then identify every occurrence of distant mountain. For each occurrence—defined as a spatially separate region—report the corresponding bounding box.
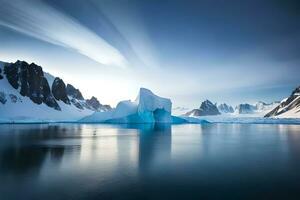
[217,103,234,113]
[86,96,112,112]
[184,100,220,116]
[265,86,300,118]
[183,100,278,117]
[0,60,111,122]
[235,103,256,114]
[235,101,279,115]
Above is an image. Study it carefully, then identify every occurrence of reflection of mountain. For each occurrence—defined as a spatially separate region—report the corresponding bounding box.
[0,125,81,176]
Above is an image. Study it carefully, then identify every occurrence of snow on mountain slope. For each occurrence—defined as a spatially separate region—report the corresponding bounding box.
[265,86,300,118]
[0,60,110,122]
[233,101,279,116]
[255,101,279,113]
[235,103,256,114]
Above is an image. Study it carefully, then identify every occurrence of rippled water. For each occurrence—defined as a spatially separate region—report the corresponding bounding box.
[0,123,300,200]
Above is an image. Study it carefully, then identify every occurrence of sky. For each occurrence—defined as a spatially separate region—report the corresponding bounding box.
[0,0,300,109]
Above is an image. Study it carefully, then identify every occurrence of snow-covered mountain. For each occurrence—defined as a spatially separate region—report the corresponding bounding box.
[217,103,234,113]
[235,103,256,114]
[0,60,111,122]
[184,100,221,117]
[255,101,279,113]
[235,101,279,115]
[265,86,300,118]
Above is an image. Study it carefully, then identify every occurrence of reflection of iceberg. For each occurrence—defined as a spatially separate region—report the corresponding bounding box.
[81,88,207,124]
[137,124,172,173]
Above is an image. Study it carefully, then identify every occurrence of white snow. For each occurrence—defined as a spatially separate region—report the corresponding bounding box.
[275,107,300,118]
[44,72,55,87]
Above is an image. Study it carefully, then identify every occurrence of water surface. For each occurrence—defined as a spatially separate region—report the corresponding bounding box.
[0,123,300,200]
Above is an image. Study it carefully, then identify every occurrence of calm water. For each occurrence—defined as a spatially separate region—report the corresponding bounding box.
[0,123,300,200]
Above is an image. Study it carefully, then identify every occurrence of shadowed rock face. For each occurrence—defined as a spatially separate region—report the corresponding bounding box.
[184,100,220,116]
[66,84,84,100]
[0,92,6,104]
[236,104,256,114]
[102,104,112,111]
[86,96,101,111]
[52,77,70,105]
[0,68,3,79]
[218,103,234,113]
[86,96,112,111]
[199,100,220,115]
[4,61,60,110]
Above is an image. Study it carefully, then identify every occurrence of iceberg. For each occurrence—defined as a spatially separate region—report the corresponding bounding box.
[135,88,172,123]
[81,88,173,123]
[81,88,208,124]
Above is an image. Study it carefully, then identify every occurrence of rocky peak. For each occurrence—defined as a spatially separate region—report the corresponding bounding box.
[52,77,70,104]
[3,61,60,110]
[218,103,234,113]
[86,96,101,111]
[184,100,220,116]
[199,100,220,115]
[66,84,84,100]
[291,86,300,96]
[102,104,112,111]
[86,96,112,111]
[236,103,256,114]
[0,68,3,79]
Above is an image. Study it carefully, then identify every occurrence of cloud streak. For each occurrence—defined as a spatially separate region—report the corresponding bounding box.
[0,0,127,68]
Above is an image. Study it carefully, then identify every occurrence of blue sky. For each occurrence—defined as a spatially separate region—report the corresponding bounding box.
[0,0,299,108]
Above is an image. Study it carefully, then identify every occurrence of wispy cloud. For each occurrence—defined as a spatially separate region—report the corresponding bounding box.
[0,0,127,68]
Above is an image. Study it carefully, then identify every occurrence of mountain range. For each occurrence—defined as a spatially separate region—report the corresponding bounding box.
[184,100,280,117]
[0,60,111,122]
